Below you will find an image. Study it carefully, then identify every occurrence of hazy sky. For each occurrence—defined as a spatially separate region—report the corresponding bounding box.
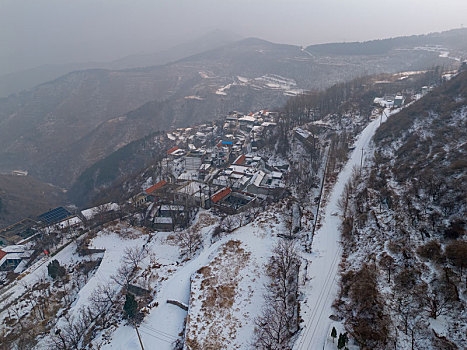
[1,0,466,75]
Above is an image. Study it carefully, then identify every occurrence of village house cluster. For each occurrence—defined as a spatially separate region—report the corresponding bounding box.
[134,109,289,231]
[0,109,287,276]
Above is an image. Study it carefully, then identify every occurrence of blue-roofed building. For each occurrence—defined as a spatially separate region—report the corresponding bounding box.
[37,207,72,226]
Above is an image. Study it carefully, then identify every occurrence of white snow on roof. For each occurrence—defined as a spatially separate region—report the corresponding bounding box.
[295,127,311,139]
[81,203,119,220]
[311,120,331,127]
[229,165,255,176]
[57,216,82,229]
[154,217,173,224]
[2,245,27,253]
[213,175,229,187]
[177,170,198,180]
[252,125,264,132]
[271,171,283,179]
[253,171,266,187]
[230,172,243,179]
[160,205,184,211]
[199,163,211,171]
[177,181,205,196]
[238,116,256,123]
[216,83,232,95]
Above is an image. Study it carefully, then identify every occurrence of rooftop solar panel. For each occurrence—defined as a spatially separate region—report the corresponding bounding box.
[37,207,71,225]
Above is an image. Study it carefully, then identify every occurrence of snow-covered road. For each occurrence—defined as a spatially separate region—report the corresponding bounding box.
[294,109,392,350]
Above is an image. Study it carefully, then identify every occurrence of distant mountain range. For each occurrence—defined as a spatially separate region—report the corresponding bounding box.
[305,28,467,56]
[0,28,466,225]
[0,29,242,98]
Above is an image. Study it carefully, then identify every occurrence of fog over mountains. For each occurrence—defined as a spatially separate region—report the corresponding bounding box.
[0,30,242,98]
[0,28,466,225]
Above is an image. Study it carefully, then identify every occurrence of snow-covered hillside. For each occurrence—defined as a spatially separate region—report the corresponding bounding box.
[333,70,467,349]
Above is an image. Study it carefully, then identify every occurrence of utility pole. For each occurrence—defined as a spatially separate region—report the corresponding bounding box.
[380,109,387,126]
[135,325,145,350]
[360,147,364,173]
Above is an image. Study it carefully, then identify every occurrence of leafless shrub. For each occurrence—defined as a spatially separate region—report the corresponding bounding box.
[89,284,118,325]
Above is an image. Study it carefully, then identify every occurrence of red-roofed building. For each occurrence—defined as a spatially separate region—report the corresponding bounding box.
[167,146,179,155]
[0,250,6,261]
[145,180,167,195]
[211,187,232,204]
[233,154,246,165]
[167,146,185,158]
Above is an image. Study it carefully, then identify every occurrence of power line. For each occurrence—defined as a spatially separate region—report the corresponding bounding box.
[139,324,177,339]
[138,329,173,344]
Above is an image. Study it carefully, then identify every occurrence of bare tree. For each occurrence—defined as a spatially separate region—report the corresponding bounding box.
[379,252,396,283]
[337,180,354,218]
[417,278,457,320]
[95,203,111,223]
[89,283,118,326]
[253,302,290,350]
[267,241,300,333]
[176,228,202,257]
[122,246,148,272]
[51,310,92,350]
[253,240,300,349]
[111,262,135,288]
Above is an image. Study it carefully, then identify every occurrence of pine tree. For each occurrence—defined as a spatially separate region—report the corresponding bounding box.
[337,333,345,349]
[47,259,66,279]
[123,293,138,319]
[343,332,349,345]
[331,326,337,343]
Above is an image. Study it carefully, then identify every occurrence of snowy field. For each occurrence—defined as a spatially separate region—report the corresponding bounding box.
[101,210,285,350]
[184,215,283,349]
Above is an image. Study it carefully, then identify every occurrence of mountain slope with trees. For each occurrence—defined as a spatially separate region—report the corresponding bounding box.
[335,69,467,349]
